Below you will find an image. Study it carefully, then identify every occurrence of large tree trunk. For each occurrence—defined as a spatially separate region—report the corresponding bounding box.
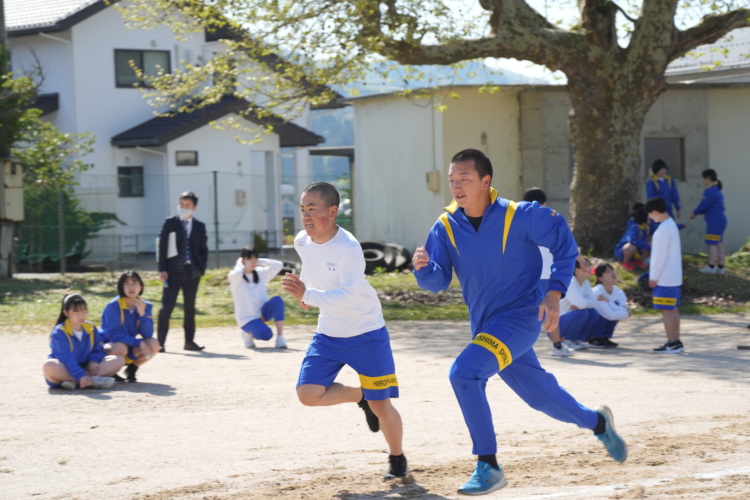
[565,52,667,254]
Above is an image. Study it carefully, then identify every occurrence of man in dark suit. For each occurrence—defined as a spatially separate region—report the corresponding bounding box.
[157,191,209,351]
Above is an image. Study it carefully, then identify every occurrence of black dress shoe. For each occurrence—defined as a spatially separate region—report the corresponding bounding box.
[184,343,205,351]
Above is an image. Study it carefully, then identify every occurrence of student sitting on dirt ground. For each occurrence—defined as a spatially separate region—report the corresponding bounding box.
[43,293,123,390]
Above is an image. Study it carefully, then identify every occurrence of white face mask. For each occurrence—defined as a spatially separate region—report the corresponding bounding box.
[178,207,193,220]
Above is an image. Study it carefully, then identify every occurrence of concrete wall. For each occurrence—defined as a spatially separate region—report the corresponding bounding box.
[353,94,446,249]
[707,88,750,254]
[442,87,522,203]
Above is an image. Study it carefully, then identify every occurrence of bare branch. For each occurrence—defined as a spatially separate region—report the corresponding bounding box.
[361,0,576,70]
[609,0,636,24]
[671,9,750,61]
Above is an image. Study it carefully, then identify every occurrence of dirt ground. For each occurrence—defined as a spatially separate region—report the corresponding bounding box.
[2,313,750,500]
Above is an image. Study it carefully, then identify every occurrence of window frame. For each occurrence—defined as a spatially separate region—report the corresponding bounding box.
[176,151,199,166]
[114,49,171,88]
[117,166,145,198]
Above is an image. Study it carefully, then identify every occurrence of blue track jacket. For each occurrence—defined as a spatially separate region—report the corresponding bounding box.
[615,218,651,254]
[48,320,107,381]
[646,175,681,215]
[414,189,578,335]
[100,297,154,347]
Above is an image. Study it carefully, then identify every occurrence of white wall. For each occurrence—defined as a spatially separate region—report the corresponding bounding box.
[353,94,447,250]
[442,87,522,203]
[707,88,750,254]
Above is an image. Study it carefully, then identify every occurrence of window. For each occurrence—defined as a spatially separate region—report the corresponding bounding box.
[118,166,144,197]
[176,151,198,166]
[115,49,171,88]
[644,138,685,181]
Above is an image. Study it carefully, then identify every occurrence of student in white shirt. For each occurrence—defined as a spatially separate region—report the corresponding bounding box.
[646,197,684,353]
[280,182,407,479]
[228,247,286,349]
[591,263,631,347]
[557,256,613,349]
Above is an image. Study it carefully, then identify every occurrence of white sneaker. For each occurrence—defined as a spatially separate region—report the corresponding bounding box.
[716,267,725,275]
[275,336,287,349]
[61,380,77,390]
[241,330,256,348]
[698,266,716,274]
[564,339,587,350]
[90,376,115,390]
[552,343,574,357]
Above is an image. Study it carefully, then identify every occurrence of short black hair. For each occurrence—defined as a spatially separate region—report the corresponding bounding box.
[180,191,199,206]
[651,159,668,175]
[645,196,667,214]
[240,246,259,259]
[594,262,614,279]
[451,149,493,180]
[522,187,547,204]
[302,182,340,209]
[117,271,144,297]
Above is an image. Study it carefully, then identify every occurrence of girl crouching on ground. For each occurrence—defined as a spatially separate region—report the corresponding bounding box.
[228,246,287,348]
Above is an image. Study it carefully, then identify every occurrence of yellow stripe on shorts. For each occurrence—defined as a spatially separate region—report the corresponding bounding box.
[654,297,677,306]
[359,373,399,391]
[471,333,513,371]
[705,234,721,241]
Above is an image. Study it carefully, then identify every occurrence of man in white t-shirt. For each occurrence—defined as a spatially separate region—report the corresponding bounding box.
[646,196,684,353]
[280,182,407,479]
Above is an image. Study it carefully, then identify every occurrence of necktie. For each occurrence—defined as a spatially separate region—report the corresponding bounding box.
[182,220,191,264]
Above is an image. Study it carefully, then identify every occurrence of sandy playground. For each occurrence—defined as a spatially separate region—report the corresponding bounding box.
[2,313,750,500]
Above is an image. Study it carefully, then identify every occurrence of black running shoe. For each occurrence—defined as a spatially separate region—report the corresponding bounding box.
[385,454,408,479]
[125,363,138,383]
[113,373,126,383]
[357,398,380,432]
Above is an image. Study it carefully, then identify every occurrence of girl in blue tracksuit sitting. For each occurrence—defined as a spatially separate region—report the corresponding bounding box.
[614,203,651,270]
[689,169,728,274]
[100,271,159,382]
[43,293,124,390]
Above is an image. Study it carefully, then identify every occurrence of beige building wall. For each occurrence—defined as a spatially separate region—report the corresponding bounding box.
[442,87,522,203]
[352,95,447,249]
[707,88,750,254]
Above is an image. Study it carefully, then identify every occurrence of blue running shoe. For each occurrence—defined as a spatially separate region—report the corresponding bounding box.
[457,461,508,495]
[595,405,628,462]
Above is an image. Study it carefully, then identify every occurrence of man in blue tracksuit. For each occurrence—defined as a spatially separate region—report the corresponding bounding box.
[412,149,627,495]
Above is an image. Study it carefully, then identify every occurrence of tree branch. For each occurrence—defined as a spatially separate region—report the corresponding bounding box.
[361,0,578,70]
[670,9,750,61]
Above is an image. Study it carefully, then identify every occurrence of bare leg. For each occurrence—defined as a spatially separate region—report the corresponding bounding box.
[708,245,718,266]
[661,309,680,342]
[369,399,403,456]
[297,383,361,406]
[622,244,637,264]
[548,326,563,343]
[43,359,75,384]
[134,338,160,367]
[95,355,125,376]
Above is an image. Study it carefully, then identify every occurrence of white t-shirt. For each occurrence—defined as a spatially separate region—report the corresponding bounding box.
[295,227,385,338]
[592,284,630,321]
[228,258,283,327]
[649,217,682,287]
[538,246,553,280]
[559,276,597,316]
